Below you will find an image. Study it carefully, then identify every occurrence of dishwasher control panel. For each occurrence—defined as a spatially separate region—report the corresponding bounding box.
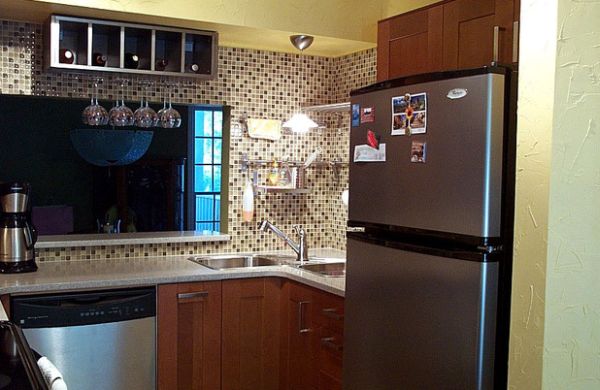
[11,287,156,328]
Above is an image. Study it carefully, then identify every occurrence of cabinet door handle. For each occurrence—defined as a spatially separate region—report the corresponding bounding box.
[492,26,507,64]
[177,291,208,300]
[298,301,310,334]
[512,21,519,63]
[321,337,343,352]
[322,308,344,321]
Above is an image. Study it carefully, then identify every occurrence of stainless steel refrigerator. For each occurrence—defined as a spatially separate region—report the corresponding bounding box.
[343,66,517,390]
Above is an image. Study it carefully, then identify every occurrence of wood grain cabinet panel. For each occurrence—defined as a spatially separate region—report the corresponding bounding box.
[157,281,222,390]
[377,6,443,81]
[221,278,282,390]
[377,0,519,80]
[442,0,516,69]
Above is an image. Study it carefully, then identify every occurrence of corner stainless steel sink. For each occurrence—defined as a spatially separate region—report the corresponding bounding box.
[189,254,295,270]
[297,262,346,278]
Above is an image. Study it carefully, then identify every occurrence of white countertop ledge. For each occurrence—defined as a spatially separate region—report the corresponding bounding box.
[0,250,346,298]
[36,231,231,249]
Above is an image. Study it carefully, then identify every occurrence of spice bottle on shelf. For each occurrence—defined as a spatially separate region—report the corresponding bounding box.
[266,161,279,186]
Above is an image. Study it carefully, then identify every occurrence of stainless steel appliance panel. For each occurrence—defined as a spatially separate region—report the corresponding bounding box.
[24,317,155,390]
[349,73,505,238]
[343,238,498,390]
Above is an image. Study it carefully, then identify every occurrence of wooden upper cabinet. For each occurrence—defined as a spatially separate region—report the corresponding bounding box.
[222,278,282,390]
[377,0,519,81]
[442,0,517,70]
[157,281,222,390]
[377,6,443,81]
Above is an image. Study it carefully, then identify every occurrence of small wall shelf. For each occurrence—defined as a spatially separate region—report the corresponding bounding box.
[241,153,348,194]
[46,15,218,79]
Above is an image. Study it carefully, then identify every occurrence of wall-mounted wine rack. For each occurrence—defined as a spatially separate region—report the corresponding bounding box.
[45,15,218,79]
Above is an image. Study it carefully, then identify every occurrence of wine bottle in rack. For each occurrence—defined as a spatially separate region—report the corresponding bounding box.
[189,63,200,73]
[124,52,139,69]
[155,58,169,71]
[92,52,107,67]
[59,48,75,64]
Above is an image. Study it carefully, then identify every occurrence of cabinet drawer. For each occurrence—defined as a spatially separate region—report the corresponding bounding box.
[318,327,343,385]
[315,293,344,333]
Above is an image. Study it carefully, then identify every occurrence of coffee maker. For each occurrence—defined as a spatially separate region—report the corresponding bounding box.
[0,182,38,273]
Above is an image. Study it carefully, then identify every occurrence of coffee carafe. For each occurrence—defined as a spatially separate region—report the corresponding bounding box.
[0,182,38,273]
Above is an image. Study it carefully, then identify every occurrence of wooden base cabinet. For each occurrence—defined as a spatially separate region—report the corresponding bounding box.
[222,278,282,390]
[280,281,345,390]
[158,278,344,390]
[157,281,222,390]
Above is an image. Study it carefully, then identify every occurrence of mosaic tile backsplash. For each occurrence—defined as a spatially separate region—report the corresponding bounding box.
[0,19,376,262]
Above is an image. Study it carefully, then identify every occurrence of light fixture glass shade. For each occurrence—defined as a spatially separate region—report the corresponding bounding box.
[282,113,318,133]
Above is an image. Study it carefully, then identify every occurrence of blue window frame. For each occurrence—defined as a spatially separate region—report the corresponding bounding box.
[192,107,224,232]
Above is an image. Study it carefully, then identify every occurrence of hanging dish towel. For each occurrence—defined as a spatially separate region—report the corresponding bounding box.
[247,119,282,141]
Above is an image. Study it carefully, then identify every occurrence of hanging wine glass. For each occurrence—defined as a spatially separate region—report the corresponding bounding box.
[109,80,134,127]
[160,83,181,128]
[82,79,108,126]
[157,80,168,120]
[134,81,158,128]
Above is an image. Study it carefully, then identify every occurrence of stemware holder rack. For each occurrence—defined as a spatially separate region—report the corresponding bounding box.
[45,14,218,79]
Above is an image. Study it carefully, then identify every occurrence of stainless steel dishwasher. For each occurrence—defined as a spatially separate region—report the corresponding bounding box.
[11,287,156,390]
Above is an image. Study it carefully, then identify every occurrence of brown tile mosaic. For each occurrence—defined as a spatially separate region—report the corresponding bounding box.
[0,19,376,262]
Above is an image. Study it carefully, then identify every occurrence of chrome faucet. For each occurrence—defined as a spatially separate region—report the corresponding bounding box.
[258,220,309,262]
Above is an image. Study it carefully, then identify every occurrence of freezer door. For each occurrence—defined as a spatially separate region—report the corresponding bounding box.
[343,238,498,390]
[349,72,506,238]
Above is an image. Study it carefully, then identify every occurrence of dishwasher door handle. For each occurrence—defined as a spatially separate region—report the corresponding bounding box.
[177,291,209,301]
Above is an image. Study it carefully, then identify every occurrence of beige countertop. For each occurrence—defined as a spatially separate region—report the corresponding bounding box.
[0,249,346,301]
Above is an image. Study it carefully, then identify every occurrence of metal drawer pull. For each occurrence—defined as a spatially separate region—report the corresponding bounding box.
[321,337,343,352]
[298,301,311,334]
[177,291,209,300]
[322,308,344,321]
[512,21,519,63]
[492,25,506,63]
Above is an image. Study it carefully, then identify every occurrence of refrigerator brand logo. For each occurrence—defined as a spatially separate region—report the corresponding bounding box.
[446,88,468,100]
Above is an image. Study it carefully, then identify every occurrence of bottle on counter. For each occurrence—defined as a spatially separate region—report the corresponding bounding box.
[155,58,169,71]
[124,52,139,69]
[92,52,107,67]
[242,180,254,222]
[59,48,75,64]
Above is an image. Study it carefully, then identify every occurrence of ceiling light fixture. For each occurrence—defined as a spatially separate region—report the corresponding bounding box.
[283,35,318,134]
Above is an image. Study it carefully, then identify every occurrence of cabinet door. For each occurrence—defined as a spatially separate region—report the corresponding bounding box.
[222,278,282,390]
[377,6,443,81]
[157,281,222,390]
[442,0,517,69]
[281,282,318,390]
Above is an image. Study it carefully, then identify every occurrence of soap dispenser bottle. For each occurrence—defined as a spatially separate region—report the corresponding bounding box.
[242,180,254,222]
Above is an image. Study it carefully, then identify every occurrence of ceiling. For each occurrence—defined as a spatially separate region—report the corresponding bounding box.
[0,0,438,57]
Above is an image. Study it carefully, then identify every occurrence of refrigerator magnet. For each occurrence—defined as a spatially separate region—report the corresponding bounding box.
[410,141,426,163]
[351,104,360,127]
[391,92,427,135]
[361,107,375,123]
[367,129,380,149]
[354,144,386,162]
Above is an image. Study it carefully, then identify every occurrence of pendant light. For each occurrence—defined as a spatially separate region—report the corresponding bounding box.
[283,35,319,133]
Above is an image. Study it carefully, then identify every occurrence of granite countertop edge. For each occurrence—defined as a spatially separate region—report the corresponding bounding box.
[0,252,346,301]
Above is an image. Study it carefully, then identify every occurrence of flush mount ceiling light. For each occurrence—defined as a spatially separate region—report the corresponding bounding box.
[283,35,319,133]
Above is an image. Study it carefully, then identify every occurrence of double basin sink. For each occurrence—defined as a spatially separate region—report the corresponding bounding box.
[189,254,345,278]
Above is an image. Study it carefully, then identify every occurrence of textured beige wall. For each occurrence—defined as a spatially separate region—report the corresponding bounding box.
[543,1,600,388]
[31,0,383,42]
[382,0,439,18]
[508,0,557,388]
